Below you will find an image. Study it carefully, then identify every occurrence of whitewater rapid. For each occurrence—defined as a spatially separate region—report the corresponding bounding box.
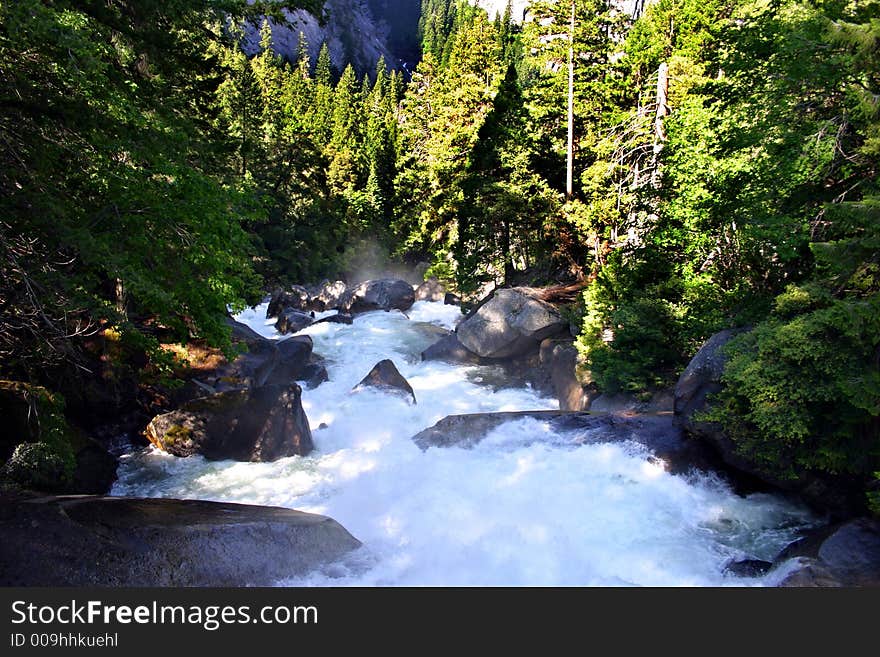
[113,301,817,586]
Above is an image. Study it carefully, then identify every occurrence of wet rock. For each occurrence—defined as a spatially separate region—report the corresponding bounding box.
[0,496,360,586]
[771,518,880,586]
[723,559,773,578]
[421,334,487,366]
[411,411,719,476]
[225,315,268,348]
[456,288,568,359]
[310,280,347,311]
[340,279,415,315]
[146,383,314,461]
[444,292,462,306]
[275,308,315,335]
[72,442,118,494]
[314,313,354,326]
[267,285,311,318]
[415,277,446,302]
[352,359,416,404]
[590,391,675,414]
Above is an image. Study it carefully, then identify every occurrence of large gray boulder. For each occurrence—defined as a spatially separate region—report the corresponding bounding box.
[0,495,360,586]
[146,384,314,461]
[411,411,720,476]
[340,278,415,314]
[275,308,315,335]
[456,288,568,359]
[352,359,416,405]
[772,518,880,587]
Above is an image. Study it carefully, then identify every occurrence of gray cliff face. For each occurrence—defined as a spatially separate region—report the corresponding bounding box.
[243,0,420,75]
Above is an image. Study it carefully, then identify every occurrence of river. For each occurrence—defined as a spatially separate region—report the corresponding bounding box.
[113,300,817,586]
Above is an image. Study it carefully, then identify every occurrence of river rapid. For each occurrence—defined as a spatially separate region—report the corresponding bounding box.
[113,301,817,586]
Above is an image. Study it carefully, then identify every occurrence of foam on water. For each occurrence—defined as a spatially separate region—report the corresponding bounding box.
[114,301,817,586]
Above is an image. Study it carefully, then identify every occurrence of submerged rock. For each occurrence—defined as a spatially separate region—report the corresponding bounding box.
[275,308,315,335]
[340,278,415,315]
[421,333,487,366]
[0,495,360,586]
[772,518,880,587]
[456,288,568,359]
[314,312,354,326]
[411,411,719,476]
[352,359,416,404]
[146,383,314,461]
[267,285,311,318]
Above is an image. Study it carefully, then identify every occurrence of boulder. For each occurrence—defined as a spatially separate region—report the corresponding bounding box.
[415,277,446,302]
[456,288,568,359]
[589,391,675,414]
[674,329,739,431]
[225,315,267,348]
[72,441,118,494]
[421,334,486,366]
[772,518,880,587]
[340,278,415,315]
[352,359,416,404]
[310,280,347,311]
[0,496,360,586]
[723,559,773,578]
[444,292,462,306]
[266,285,311,318]
[146,384,314,461]
[314,313,354,326]
[673,330,863,516]
[411,411,720,476]
[275,308,315,335]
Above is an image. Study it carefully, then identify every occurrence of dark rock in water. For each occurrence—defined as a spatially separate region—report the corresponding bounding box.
[0,495,360,586]
[415,277,445,302]
[775,562,842,587]
[267,285,311,318]
[421,334,487,366]
[275,308,315,335]
[146,384,313,461]
[456,288,568,359]
[772,518,880,587]
[72,442,118,494]
[314,313,354,326]
[340,278,415,315]
[352,359,416,404]
[411,411,719,476]
[311,280,347,311]
[300,360,329,390]
[444,292,462,306]
[723,559,773,578]
[225,315,268,348]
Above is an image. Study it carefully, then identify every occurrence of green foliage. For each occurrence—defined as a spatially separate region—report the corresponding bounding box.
[2,442,75,492]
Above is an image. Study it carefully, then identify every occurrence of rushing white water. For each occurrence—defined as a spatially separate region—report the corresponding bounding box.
[113,300,817,586]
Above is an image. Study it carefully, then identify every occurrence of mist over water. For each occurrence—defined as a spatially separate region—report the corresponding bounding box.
[113,301,817,586]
